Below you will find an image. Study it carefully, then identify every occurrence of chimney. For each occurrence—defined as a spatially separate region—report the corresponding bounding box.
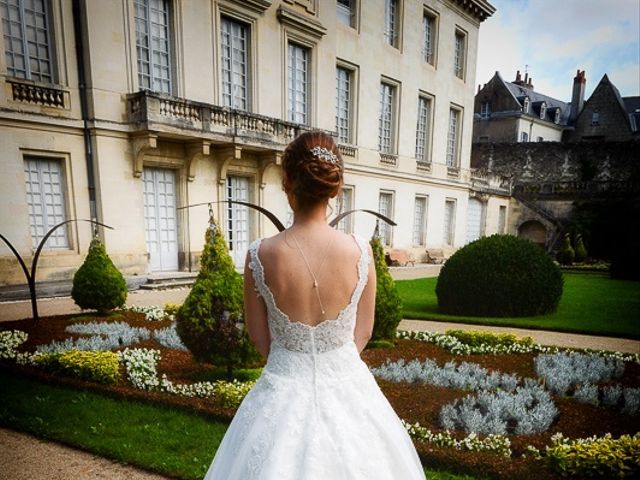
[527,76,534,90]
[514,70,523,85]
[570,69,586,122]
[524,72,529,85]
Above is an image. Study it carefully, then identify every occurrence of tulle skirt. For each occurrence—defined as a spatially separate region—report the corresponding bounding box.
[204,341,425,480]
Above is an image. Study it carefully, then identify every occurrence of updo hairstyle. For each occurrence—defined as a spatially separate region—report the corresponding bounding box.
[282,130,344,211]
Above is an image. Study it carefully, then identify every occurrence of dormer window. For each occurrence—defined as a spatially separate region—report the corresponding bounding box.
[540,102,547,119]
[554,108,561,124]
[480,101,491,119]
[522,97,529,113]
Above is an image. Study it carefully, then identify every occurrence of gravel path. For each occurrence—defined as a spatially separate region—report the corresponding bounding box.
[0,428,171,480]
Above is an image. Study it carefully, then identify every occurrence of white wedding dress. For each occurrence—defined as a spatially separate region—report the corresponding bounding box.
[204,235,425,479]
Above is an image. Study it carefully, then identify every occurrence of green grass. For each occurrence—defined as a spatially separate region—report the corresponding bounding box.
[397,272,640,339]
[0,371,483,480]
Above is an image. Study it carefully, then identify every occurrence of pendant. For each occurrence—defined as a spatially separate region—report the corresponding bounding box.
[313,280,318,288]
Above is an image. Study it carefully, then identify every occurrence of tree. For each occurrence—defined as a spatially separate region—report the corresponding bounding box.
[71,237,127,314]
[370,235,402,342]
[176,216,257,379]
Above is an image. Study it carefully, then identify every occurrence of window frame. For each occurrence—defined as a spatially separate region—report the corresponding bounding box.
[337,0,358,29]
[521,131,529,142]
[453,27,467,80]
[422,8,438,66]
[443,198,456,247]
[415,92,434,162]
[220,15,251,111]
[1,0,56,83]
[134,0,174,94]
[539,101,547,120]
[378,190,395,247]
[287,40,311,125]
[335,62,355,144]
[480,101,491,119]
[522,97,530,113]
[498,205,507,234]
[446,105,462,167]
[383,0,401,49]
[412,195,428,246]
[378,77,400,154]
[23,154,71,250]
[336,184,355,234]
[591,111,600,126]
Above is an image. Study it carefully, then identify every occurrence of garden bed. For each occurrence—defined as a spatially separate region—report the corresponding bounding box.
[1,311,639,479]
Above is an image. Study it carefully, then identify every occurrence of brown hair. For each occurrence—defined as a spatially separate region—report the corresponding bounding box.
[282,130,344,211]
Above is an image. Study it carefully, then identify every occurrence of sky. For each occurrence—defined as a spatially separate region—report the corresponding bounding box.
[476,0,640,102]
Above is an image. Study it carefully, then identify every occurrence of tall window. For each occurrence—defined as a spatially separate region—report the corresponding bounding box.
[221,17,249,110]
[337,185,354,234]
[1,0,53,82]
[443,199,456,246]
[498,205,507,234]
[454,30,465,79]
[383,0,398,47]
[288,42,309,125]
[226,176,251,267]
[446,107,460,166]
[480,101,491,119]
[415,96,431,161]
[335,66,352,144]
[540,102,547,119]
[522,97,530,113]
[24,157,68,248]
[591,111,600,126]
[378,191,394,246]
[337,0,355,28]
[135,0,172,93]
[413,196,428,246]
[378,81,396,153]
[422,12,435,64]
[521,131,529,142]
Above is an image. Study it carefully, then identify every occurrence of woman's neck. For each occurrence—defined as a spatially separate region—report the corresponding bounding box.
[291,202,330,230]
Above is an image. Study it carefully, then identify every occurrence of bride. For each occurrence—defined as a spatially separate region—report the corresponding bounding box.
[205,131,425,479]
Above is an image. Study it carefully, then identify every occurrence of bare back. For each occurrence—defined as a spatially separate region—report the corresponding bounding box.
[257,227,362,327]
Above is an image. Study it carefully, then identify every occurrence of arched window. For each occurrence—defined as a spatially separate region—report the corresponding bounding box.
[522,97,529,113]
[554,108,561,124]
[540,102,547,119]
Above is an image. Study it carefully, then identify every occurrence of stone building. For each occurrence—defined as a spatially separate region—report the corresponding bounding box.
[0,0,503,286]
[473,70,571,143]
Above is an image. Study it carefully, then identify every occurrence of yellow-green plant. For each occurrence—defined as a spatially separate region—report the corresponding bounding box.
[445,329,534,348]
[370,235,402,341]
[35,350,120,384]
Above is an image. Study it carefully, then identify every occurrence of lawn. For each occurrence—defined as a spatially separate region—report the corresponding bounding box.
[0,370,482,480]
[397,272,640,339]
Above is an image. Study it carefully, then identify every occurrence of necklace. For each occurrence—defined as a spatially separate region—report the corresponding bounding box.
[289,230,334,316]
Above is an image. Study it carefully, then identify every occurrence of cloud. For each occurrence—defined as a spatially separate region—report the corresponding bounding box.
[477,0,640,99]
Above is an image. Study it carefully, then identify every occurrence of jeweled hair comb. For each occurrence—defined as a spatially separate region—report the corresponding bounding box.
[309,146,339,164]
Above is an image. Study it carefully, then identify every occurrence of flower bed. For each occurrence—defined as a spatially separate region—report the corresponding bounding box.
[1,311,639,479]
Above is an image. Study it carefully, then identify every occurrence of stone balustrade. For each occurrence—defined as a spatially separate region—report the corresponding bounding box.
[9,80,67,108]
[379,152,398,167]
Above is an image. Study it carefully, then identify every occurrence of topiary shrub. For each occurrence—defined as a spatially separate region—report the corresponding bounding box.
[370,236,402,341]
[436,234,563,317]
[573,233,588,263]
[557,233,575,265]
[71,237,127,314]
[176,217,258,379]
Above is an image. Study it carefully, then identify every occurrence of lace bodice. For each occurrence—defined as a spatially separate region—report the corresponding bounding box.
[247,234,370,354]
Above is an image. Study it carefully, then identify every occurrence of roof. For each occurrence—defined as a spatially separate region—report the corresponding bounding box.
[504,79,572,125]
[623,96,640,115]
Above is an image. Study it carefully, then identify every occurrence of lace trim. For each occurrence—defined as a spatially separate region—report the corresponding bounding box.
[247,234,370,353]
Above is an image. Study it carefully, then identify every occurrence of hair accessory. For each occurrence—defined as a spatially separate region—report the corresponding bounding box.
[309,146,339,164]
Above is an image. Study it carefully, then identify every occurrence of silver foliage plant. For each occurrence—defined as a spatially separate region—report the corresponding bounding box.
[439,383,558,436]
[37,321,151,354]
[534,351,624,396]
[153,324,188,351]
[371,358,520,392]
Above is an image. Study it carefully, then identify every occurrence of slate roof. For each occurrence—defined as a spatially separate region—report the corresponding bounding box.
[504,81,572,125]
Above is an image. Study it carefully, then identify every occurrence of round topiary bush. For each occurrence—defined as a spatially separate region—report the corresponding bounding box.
[436,234,563,317]
[71,237,127,314]
[557,233,575,266]
[176,217,258,379]
[370,235,402,341]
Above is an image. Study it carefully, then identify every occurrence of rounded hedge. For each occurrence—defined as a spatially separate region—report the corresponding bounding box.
[436,234,563,317]
[72,237,127,314]
[370,236,402,341]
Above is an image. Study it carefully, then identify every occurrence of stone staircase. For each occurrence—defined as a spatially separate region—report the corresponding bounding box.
[139,272,199,290]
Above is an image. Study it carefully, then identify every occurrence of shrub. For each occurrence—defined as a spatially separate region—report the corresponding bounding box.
[72,237,127,314]
[546,433,640,478]
[436,234,564,317]
[439,383,558,435]
[573,234,588,263]
[176,218,258,379]
[370,235,402,340]
[557,233,575,266]
[35,350,120,384]
[445,329,534,349]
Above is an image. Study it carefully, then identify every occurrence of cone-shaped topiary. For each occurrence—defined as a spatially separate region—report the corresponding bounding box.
[71,237,127,314]
[176,216,258,379]
[370,235,402,341]
[436,234,563,317]
[557,233,575,265]
[573,234,588,263]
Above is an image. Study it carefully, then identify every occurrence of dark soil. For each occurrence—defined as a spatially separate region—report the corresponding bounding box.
[2,314,639,480]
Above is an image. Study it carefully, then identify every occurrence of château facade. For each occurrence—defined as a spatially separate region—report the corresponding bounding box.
[0,0,504,286]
